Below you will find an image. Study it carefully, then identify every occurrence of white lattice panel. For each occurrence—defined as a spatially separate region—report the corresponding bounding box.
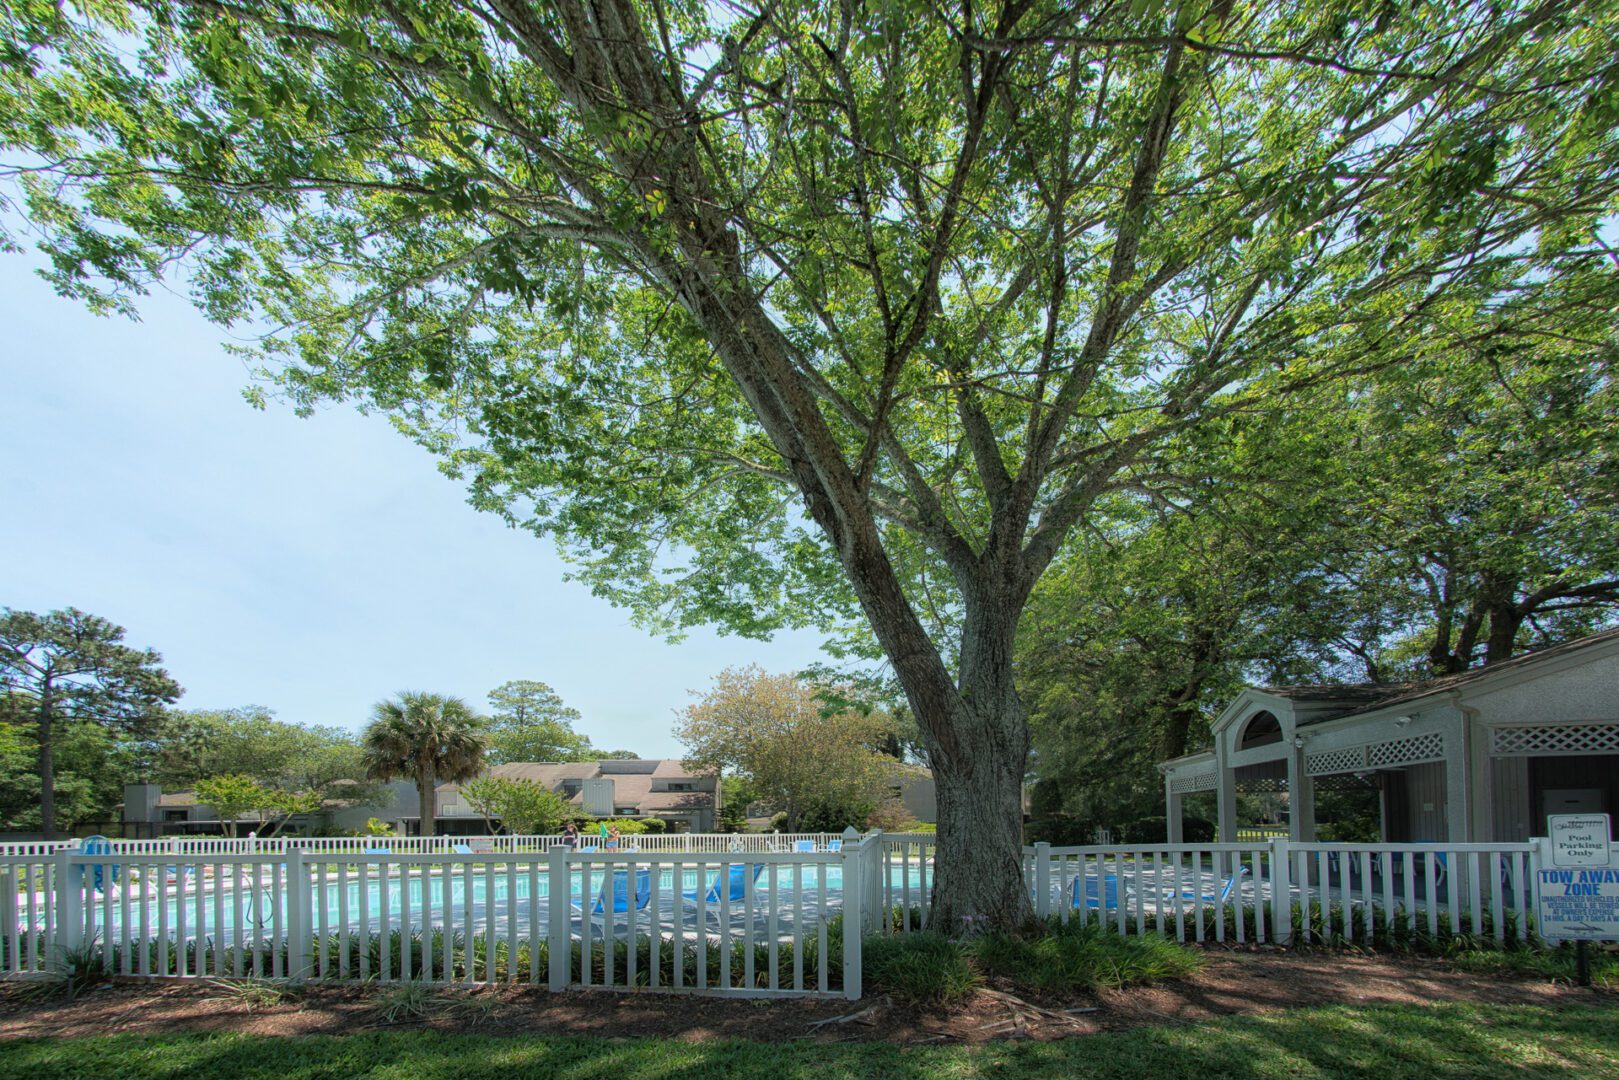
[1169,771,1217,794]
[1492,723,1619,756]
[1367,732,1445,768]
[1307,746,1367,776]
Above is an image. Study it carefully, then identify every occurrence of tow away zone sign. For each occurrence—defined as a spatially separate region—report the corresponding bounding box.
[1537,816,1618,943]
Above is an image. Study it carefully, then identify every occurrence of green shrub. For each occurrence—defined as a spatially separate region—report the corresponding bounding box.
[970,920,1202,993]
[863,931,980,1004]
[1182,816,1216,843]
[1118,816,1168,844]
[1024,817,1099,846]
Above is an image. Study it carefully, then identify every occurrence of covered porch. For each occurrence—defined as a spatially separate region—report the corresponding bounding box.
[1161,629,1619,846]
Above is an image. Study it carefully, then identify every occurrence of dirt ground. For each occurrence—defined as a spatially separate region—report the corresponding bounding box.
[0,949,1607,1046]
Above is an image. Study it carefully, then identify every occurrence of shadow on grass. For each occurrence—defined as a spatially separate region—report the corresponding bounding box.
[1,1002,1613,1080]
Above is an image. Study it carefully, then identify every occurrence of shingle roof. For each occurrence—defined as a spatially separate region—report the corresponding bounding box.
[437,759,714,814]
[1258,627,1619,727]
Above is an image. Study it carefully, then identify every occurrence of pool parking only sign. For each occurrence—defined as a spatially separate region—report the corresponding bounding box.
[1536,815,1619,943]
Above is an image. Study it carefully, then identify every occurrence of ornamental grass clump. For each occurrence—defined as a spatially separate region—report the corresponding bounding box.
[971,919,1202,994]
[862,931,981,1004]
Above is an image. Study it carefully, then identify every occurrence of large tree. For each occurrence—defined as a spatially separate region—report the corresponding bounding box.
[361,691,487,837]
[4,0,1616,923]
[677,667,895,831]
[0,608,181,838]
[152,705,387,808]
[484,680,593,763]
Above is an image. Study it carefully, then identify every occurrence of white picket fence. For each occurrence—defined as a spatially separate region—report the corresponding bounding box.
[0,832,852,858]
[0,832,890,998]
[1010,839,1538,946]
[2,833,1545,1000]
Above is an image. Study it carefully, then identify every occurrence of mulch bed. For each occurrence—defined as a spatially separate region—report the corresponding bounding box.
[0,949,1604,1046]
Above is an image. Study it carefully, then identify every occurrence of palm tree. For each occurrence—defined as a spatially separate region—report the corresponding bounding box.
[362,691,487,838]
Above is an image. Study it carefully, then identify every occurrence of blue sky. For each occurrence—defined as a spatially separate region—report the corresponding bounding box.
[0,249,833,759]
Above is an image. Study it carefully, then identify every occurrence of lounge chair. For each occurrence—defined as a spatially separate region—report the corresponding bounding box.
[825,839,843,853]
[1163,865,1250,905]
[573,868,652,936]
[452,843,475,855]
[681,862,766,925]
[82,836,119,892]
[1071,874,1123,911]
[792,840,816,853]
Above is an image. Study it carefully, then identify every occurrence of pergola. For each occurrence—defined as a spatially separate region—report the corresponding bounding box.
[1160,629,1619,845]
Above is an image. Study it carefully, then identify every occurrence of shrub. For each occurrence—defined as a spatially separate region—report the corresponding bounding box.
[970,920,1202,993]
[1118,816,1168,844]
[1182,816,1216,843]
[862,932,981,1003]
[1024,817,1099,846]
[796,796,876,834]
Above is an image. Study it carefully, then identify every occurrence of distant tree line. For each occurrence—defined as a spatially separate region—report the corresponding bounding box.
[0,606,636,837]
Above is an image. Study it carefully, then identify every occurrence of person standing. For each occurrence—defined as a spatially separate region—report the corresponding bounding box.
[562,821,579,850]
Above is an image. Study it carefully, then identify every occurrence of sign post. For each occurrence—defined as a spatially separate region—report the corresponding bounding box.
[1536,814,1617,987]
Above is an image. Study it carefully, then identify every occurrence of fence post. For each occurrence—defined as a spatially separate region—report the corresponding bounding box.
[547,846,569,991]
[1034,842,1052,919]
[52,844,82,969]
[1270,837,1292,946]
[841,837,864,1000]
[286,848,309,983]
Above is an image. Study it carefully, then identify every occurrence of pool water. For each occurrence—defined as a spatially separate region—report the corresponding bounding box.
[81,863,932,943]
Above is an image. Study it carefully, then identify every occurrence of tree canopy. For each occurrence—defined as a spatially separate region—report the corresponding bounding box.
[0,607,181,837]
[484,679,594,763]
[4,0,1616,921]
[361,691,487,838]
[676,666,898,832]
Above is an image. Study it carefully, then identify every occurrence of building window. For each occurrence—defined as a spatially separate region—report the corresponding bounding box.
[667,782,692,792]
[162,809,188,823]
[615,807,637,816]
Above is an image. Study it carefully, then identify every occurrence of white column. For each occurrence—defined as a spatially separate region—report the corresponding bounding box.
[1289,743,1316,843]
[1165,773,1184,845]
[1216,764,1238,843]
[1444,715,1470,843]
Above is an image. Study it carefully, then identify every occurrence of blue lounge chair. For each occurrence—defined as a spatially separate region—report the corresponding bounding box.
[1071,874,1123,911]
[573,868,652,936]
[825,839,843,853]
[452,843,474,855]
[1164,865,1250,905]
[82,836,119,892]
[792,840,816,853]
[681,863,766,925]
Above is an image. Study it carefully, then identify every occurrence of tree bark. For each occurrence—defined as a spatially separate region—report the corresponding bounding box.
[36,687,56,841]
[1484,604,1521,665]
[418,767,437,838]
[922,583,1035,931]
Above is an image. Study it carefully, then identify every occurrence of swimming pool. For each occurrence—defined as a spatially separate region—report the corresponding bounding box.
[75,860,934,945]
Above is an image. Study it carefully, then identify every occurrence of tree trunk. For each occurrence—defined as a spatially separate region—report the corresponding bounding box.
[418,767,436,838]
[920,586,1035,932]
[1483,595,1521,663]
[36,691,56,841]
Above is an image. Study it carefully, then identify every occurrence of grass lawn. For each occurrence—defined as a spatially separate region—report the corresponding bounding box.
[2,1001,1615,1079]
